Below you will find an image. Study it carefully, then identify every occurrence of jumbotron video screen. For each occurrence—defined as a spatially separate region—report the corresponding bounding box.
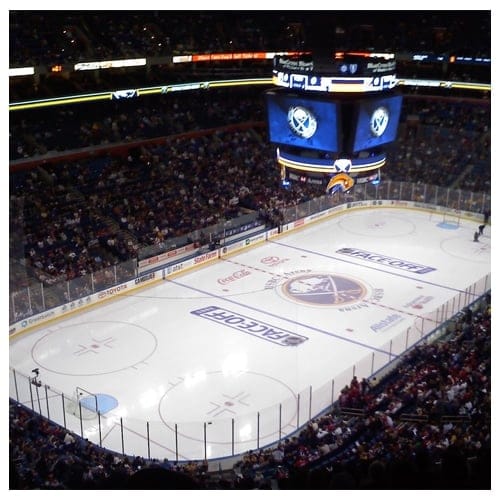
[265,91,340,152]
[350,94,403,152]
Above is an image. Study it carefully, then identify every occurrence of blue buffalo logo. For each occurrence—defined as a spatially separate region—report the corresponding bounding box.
[282,273,367,306]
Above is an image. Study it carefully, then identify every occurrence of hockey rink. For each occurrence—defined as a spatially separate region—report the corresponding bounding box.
[9,207,491,463]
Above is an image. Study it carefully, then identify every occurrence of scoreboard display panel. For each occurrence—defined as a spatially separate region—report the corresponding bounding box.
[266,91,340,152]
[350,94,403,152]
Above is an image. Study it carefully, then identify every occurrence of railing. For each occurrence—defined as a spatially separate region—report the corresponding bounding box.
[9,181,491,462]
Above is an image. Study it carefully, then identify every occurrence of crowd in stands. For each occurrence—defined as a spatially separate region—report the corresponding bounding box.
[10,88,266,160]
[9,294,490,489]
[9,11,490,101]
[9,11,292,67]
[388,96,490,192]
[10,11,490,68]
[9,90,490,315]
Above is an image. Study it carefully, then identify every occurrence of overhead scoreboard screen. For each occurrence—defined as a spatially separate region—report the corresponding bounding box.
[265,91,340,152]
[272,52,397,93]
[350,94,403,152]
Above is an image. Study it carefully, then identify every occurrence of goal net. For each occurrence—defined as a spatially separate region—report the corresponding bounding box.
[65,387,100,420]
[442,211,461,228]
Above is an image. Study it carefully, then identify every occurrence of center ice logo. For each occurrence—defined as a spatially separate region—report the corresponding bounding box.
[282,273,368,306]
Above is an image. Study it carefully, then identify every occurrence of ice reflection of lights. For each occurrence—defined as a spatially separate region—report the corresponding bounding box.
[106,414,123,426]
[33,348,58,361]
[83,424,101,439]
[139,386,165,409]
[221,352,248,377]
[124,307,159,323]
[239,423,252,440]
[184,370,206,389]
[112,406,129,419]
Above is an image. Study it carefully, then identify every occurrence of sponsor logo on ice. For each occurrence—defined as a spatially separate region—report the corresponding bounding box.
[261,256,290,267]
[282,273,367,306]
[404,296,434,309]
[266,271,383,311]
[336,248,436,274]
[191,306,308,346]
[370,313,405,332]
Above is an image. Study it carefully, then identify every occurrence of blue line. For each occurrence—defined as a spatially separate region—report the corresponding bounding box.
[270,240,466,293]
[166,278,393,356]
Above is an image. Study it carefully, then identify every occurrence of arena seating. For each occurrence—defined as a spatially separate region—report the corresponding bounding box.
[9,11,490,490]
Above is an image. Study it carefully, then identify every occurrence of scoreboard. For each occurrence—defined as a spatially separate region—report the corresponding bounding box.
[266,91,402,154]
[266,51,402,191]
[350,94,402,152]
[266,92,340,152]
[273,52,397,93]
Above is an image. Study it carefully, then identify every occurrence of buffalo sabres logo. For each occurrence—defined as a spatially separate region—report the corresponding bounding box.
[370,106,389,137]
[326,172,355,194]
[326,158,355,194]
[282,273,367,306]
[112,89,137,100]
[287,106,317,139]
